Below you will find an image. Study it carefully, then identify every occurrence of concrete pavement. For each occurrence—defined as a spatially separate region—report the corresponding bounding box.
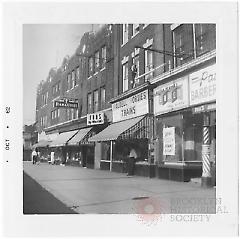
[23,162,216,214]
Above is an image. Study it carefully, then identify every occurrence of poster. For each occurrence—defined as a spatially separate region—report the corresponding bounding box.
[163,127,175,156]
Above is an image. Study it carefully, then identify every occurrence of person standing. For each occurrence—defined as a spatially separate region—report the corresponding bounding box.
[32,149,37,164]
[127,147,137,176]
[50,151,55,165]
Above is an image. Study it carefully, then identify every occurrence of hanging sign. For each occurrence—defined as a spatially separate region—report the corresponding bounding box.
[54,98,78,108]
[153,76,189,116]
[189,64,216,106]
[112,90,149,123]
[163,127,175,156]
[87,113,104,126]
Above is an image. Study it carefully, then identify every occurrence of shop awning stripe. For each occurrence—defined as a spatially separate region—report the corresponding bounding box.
[67,127,93,146]
[49,130,78,147]
[88,115,146,142]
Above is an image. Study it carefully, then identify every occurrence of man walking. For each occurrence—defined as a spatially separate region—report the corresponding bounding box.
[32,149,37,164]
[127,147,137,176]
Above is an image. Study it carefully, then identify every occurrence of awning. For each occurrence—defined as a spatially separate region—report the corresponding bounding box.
[32,140,52,149]
[89,115,151,142]
[68,127,93,146]
[49,130,78,147]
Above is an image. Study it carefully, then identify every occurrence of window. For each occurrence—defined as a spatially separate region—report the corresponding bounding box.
[87,93,92,113]
[173,24,194,67]
[145,49,153,81]
[52,82,60,95]
[131,51,140,87]
[122,62,129,92]
[101,46,106,69]
[71,70,75,88]
[76,67,80,80]
[100,87,105,109]
[133,24,140,36]
[88,57,94,77]
[42,92,48,105]
[122,24,129,45]
[93,90,99,112]
[95,51,100,71]
[67,73,71,90]
[195,24,216,57]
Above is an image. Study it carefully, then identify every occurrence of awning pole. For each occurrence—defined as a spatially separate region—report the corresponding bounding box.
[110,140,113,172]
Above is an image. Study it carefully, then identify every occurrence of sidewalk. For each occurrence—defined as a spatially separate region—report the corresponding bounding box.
[23,162,216,214]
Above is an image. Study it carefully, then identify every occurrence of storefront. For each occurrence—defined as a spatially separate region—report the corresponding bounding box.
[89,89,154,177]
[153,63,216,183]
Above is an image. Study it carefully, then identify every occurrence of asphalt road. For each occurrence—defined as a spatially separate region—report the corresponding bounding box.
[23,172,77,214]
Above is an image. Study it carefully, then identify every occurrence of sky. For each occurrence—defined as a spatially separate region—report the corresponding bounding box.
[23,24,97,125]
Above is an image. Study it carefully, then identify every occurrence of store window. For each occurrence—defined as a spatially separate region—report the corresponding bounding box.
[195,24,216,57]
[122,62,129,92]
[100,87,105,109]
[87,92,92,113]
[101,46,106,69]
[93,90,99,112]
[122,24,129,45]
[173,24,194,67]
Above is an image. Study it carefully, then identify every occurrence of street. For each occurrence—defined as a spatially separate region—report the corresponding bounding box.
[23,162,216,214]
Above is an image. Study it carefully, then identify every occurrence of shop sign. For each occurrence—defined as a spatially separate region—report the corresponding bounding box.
[192,103,216,114]
[112,90,149,123]
[163,127,175,156]
[87,113,104,126]
[153,76,189,115]
[189,64,216,106]
[54,98,78,108]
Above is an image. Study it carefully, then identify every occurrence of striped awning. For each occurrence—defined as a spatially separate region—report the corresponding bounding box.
[68,127,93,146]
[49,130,78,147]
[89,115,151,142]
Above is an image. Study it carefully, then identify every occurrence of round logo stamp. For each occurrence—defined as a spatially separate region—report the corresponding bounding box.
[134,197,166,225]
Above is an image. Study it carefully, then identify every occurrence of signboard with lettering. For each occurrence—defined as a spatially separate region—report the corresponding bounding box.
[87,113,104,126]
[112,90,149,123]
[192,103,216,114]
[153,76,189,116]
[189,64,216,106]
[163,127,175,156]
[54,98,78,108]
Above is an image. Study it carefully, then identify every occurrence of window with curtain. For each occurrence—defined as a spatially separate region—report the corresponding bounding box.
[122,62,129,92]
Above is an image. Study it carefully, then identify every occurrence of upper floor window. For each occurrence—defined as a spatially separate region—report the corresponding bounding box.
[67,73,71,90]
[195,24,216,57]
[76,67,80,80]
[122,61,129,92]
[88,57,94,77]
[100,87,105,109]
[42,92,48,105]
[122,24,129,45]
[71,70,76,88]
[87,93,92,113]
[52,82,60,95]
[144,39,154,81]
[173,24,194,67]
[131,49,140,88]
[133,24,140,36]
[101,46,107,69]
[93,90,99,112]
[95,51,100,71]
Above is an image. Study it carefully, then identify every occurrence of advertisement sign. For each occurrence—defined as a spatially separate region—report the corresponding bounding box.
[192,103,216,114]
[163,127,175,156]
[87,113,104,126]
[153,76,189,115]
[112,90,149,122]
[54,98,78,108]
[189,64,216,106]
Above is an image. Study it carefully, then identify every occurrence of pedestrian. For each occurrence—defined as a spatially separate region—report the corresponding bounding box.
[127,147,138,176]
[50,151,55,165]
[32,149,37,164]
[36,151,41,165]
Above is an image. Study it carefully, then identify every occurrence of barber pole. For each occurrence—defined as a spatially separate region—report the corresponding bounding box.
[201,114,212,187]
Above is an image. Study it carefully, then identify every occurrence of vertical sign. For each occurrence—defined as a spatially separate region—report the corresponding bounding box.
[163,127,175,156]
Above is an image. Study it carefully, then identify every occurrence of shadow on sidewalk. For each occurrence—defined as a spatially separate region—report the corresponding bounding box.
[23,172,77,214]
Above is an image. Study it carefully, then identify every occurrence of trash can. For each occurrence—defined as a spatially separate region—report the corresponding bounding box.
[127,157,135,176]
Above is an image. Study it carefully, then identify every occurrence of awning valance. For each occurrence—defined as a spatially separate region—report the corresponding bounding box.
[89,115,151,142]
[68,127,93,146]
[49,130,78,147]
[32,140,52,149]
